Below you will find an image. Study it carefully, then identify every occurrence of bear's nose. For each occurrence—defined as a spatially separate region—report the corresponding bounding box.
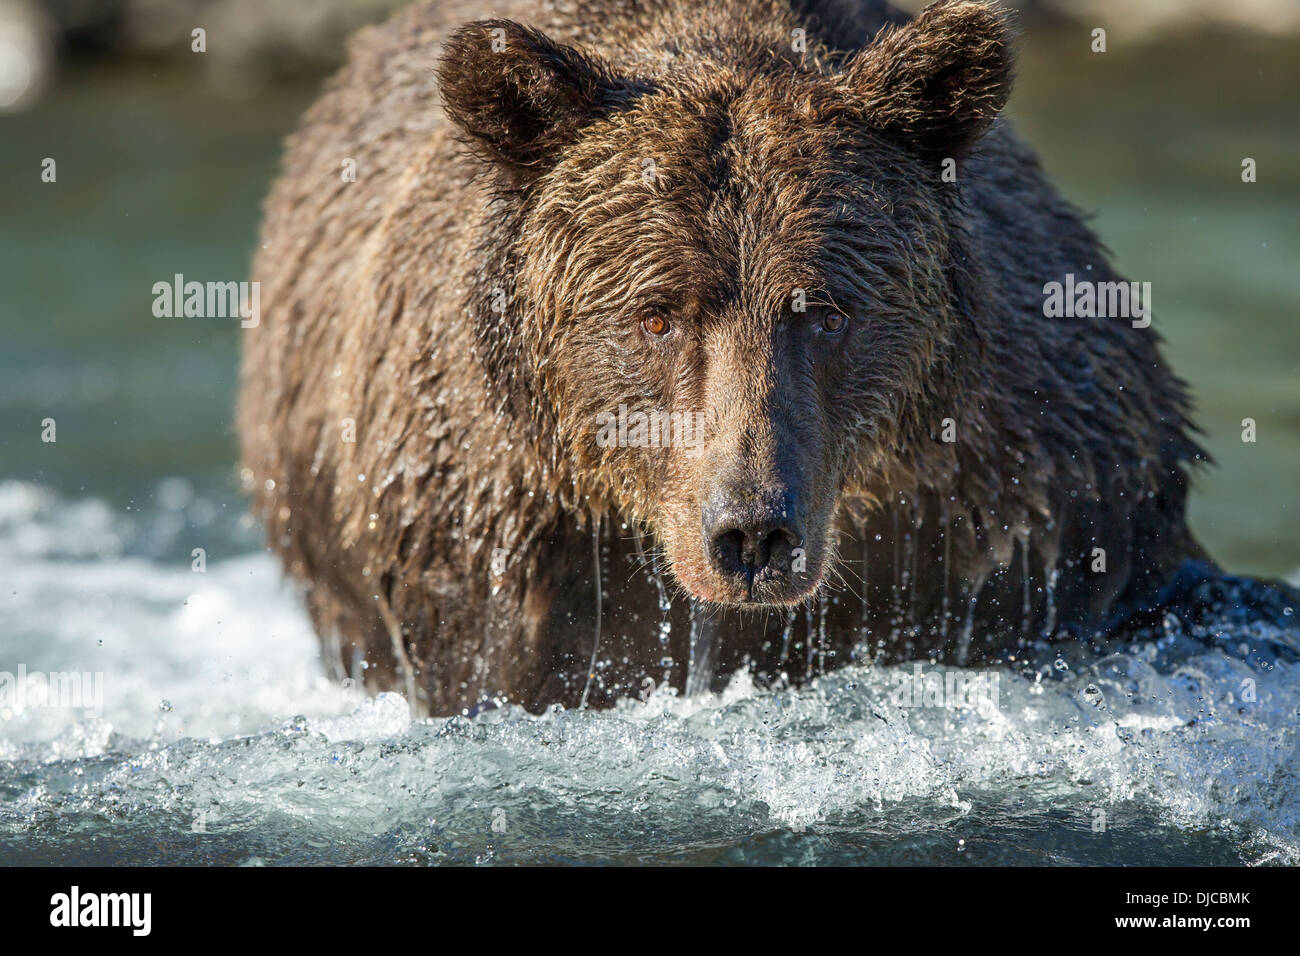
[702,488,803,585]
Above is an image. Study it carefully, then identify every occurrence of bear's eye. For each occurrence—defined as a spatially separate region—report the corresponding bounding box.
[819,310,848,335]
[642,315,670,336]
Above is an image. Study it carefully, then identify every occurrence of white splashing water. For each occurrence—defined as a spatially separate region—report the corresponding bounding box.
[1,481,1297,865]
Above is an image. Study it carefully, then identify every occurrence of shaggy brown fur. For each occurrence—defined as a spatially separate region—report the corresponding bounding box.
[240,0,1208,715]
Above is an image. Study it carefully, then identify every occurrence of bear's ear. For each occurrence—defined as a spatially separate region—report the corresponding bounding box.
[843,0,1015,157]
[438,19,632,175]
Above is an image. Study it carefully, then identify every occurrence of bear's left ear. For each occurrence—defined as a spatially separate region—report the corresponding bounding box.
[438,19,635,176]
[843,0,1015,157]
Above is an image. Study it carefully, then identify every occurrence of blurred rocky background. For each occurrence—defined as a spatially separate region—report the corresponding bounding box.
[0,0,410,107]
[2,0,1300,110]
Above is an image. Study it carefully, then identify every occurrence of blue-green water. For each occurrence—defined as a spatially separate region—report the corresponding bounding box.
[0,31,1297,865]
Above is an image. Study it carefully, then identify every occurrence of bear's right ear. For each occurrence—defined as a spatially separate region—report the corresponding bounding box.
[843,0,1015,157]
[438,19,632,176]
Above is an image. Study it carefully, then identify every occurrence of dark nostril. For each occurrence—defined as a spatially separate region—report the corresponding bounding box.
[714,529,747,576]
[762,527,797,572]
[706,507,802,579]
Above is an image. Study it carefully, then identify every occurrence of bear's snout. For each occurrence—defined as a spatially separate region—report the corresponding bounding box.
[701,484,807,603]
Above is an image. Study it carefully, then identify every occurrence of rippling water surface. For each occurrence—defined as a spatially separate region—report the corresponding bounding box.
[1,484,1296,865]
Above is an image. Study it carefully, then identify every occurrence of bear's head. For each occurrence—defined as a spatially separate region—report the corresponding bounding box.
[438,0,1014,607]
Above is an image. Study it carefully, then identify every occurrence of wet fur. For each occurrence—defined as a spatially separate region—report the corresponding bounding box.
[240,0,1206,714]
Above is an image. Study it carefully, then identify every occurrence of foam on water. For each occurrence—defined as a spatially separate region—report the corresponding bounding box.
[1,481,1297,865]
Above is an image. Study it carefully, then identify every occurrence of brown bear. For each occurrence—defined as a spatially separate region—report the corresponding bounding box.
[239,0,1276,716]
